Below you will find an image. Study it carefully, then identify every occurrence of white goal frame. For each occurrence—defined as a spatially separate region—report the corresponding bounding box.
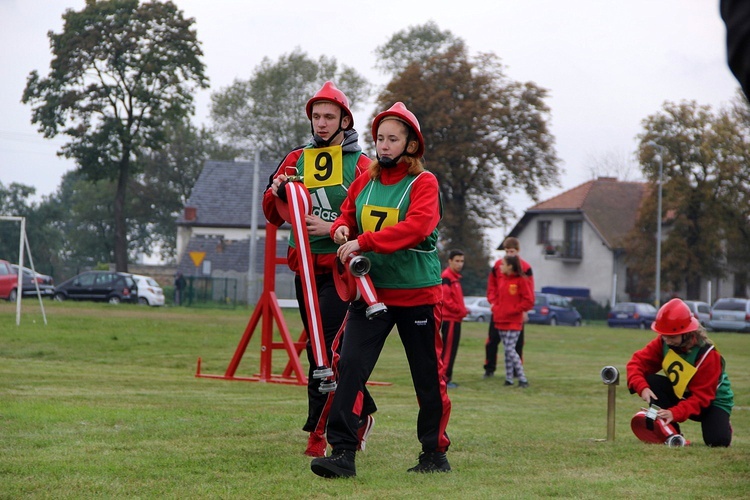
[0,215,47,326]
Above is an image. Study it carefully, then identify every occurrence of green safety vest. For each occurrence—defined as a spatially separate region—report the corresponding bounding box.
[354,172,441,289]
[288,147,362,254]
[660,341,734,414]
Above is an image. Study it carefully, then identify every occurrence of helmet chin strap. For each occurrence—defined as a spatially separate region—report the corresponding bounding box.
[667,334,691,353]
[311,116,344,148]
[377,152,404,169]
[377,144,410,169]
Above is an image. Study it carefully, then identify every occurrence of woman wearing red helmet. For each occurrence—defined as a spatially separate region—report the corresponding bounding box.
[310,102,451,478]
[626,298,734,446]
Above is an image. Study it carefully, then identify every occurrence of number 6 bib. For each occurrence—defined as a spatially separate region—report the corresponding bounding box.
[662,349,698,399]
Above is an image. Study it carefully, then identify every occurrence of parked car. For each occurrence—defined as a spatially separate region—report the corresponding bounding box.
[528,292,582,326]
[0,259,19,301]
[607,302,658,329]
[9,264,55,298]
[133,274,165,306]
[708,298,750,332]
[54,271,138,304]
[683,300,711,328]
[464,296,492,322]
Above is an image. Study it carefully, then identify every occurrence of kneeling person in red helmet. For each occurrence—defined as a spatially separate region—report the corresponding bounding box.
[626,298,734,447]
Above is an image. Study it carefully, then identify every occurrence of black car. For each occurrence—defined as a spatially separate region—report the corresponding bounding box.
[54,271,138,304]
[10,264,55,297]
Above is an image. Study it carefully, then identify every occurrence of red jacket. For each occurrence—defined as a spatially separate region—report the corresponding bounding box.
[262,133,370,275]
[330,162,442,307]
[441,267,468,322]
[626,336,724,423]
[488,271,534,331]
[487,257,533,306]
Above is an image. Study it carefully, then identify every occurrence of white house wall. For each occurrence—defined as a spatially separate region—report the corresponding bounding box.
[514,214,621,305]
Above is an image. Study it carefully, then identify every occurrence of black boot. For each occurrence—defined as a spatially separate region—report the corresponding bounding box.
[407,451,451,473]
[311,449,356,478]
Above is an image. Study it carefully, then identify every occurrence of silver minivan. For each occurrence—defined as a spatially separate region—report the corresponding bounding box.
[683,300,711,328]
[708,298,750,332]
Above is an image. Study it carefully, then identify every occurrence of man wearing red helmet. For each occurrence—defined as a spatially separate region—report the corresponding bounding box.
[263,81,376,458]
[310,102,451,478]
[626,298,734,447]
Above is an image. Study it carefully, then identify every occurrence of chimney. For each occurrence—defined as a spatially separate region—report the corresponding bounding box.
[184,206,197,221]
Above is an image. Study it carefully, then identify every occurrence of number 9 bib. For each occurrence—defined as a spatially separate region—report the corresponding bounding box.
[304,145,343,189]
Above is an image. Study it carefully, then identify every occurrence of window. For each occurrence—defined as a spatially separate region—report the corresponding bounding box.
[95,273,114,285]
[537,220,551,245]
[78,273,96,286]
[734,272,747,298]
[564,220,583,258]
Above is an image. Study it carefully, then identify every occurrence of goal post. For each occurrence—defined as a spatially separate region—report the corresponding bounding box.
[0,215,47,326]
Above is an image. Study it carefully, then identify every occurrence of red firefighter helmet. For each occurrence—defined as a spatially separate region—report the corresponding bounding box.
[371,102,425,158]
[305,81,354,130]
[651,298,700,336]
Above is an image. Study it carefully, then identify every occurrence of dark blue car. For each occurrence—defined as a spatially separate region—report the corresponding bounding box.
[607,302,658,329]
[528,292,582,326]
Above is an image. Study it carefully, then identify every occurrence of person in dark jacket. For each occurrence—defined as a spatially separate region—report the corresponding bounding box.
[721,0,750,99]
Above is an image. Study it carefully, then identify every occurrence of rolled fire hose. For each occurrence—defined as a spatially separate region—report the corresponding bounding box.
[276,179,335,392]
[333,253,387,320]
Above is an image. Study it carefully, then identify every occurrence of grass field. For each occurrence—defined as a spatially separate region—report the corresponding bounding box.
[1,301,749,498]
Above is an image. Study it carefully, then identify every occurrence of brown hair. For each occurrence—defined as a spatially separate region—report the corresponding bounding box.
[503,237,520,251]
[368,119,425,180]
[685,326,712,348]
[503,255,523,275]
[368,155,424,180]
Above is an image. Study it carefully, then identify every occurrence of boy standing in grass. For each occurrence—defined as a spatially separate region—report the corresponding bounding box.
[440,249,468,389]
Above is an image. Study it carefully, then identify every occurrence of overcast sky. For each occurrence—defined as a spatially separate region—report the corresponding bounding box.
[0,0,740,249]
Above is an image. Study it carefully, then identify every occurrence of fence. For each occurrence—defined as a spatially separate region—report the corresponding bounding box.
[179,276,238,309]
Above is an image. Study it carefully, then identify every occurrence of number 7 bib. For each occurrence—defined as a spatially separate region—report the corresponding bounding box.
[361,205,400,233]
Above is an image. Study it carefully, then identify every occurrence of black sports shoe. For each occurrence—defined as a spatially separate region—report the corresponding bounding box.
[311,449,356,478]
[407,451,451,473]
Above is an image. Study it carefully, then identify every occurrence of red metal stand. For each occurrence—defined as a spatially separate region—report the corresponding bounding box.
[195,224,307,385]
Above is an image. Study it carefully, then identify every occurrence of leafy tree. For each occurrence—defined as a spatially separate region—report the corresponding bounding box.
[48,171,118,272]
[22,0,208,272]
[209,47,370,161]
[375,24,561,293]
[625,98,750,300]
[133,121,239,261]
[0,182,65,277]
[373,20,460,75]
